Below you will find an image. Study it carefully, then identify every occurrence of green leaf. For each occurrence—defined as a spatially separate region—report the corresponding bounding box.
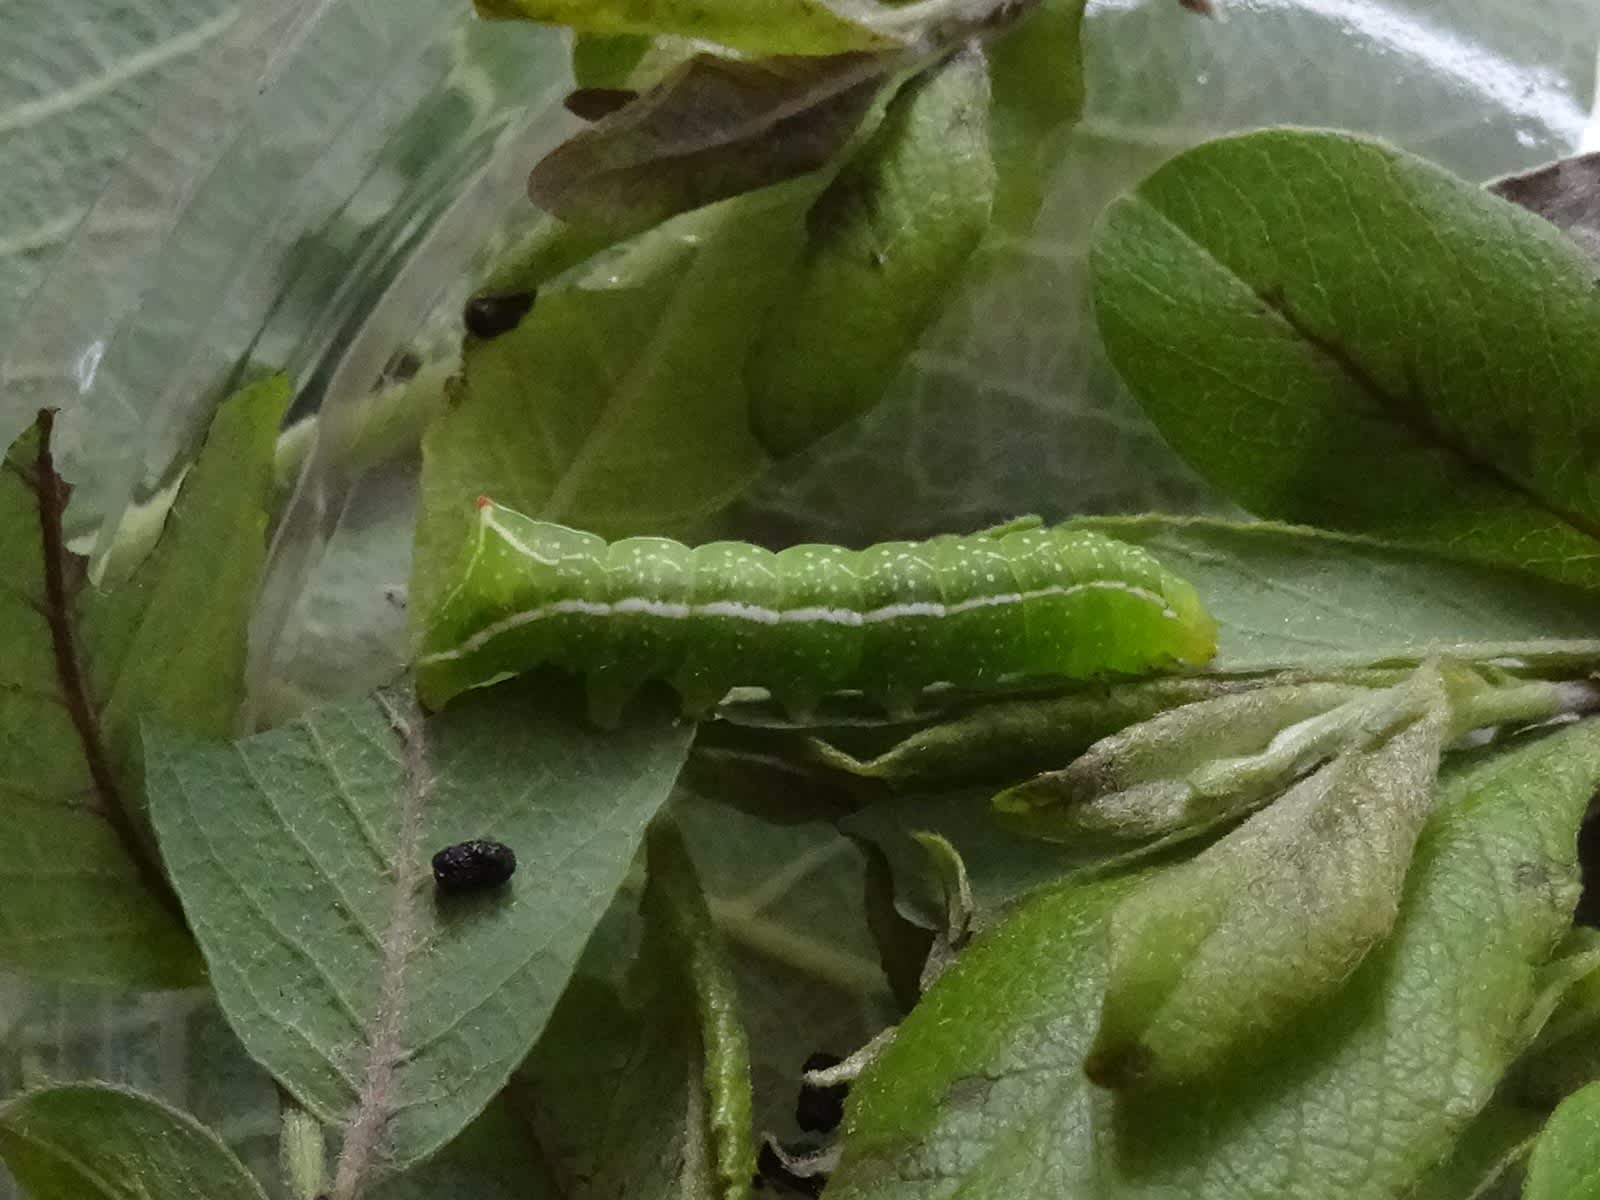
[529,52,891,236]
[0,376,284,986]
[828,868,1138,1198]
[412,190,807,621]
[1072,517,1600,672]
[642,818,756,1200]
[86,376,287,764]
[1087,670,1448,1089]
[984,0,1087,233]
[827,717,1600,1199]
[1092,128,1600,592]
[1526,1080,1600,1200]
[144,681,693,1177]
[470,215,623,309]
[474,0,897,55]
[0,1084,268,1200]
[749,46,996,455]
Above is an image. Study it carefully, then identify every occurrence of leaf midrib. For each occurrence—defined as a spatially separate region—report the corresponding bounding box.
[1258,285,1600,545]
[19,409,184,925]
[1131,196,1600,549]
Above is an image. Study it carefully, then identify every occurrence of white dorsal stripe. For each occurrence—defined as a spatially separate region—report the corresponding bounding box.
[418,579,1178,666]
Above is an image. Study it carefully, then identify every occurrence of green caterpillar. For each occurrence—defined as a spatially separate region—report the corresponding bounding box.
[417,498,1217,723]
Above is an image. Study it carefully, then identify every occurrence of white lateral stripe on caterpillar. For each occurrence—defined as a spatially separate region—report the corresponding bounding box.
[418,579,1179,667]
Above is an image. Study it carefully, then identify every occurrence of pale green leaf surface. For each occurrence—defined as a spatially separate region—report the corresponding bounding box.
[475,0,896,55]
[413,190,807,621]
[0,376,282,987]
[1072,517,1600,672]
[1092,128,1600,591]
[828,869,1137,1199]
[278,1103,323,1200]
[1526,1080,1600,1200]
[1089,680,1448,1090]
[0,1084,267,1200]
[827,718,1600,1199]
[749,46,995,456]
[144,681,693,1173]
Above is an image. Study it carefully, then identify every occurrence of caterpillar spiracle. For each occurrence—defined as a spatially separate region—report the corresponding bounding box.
[417,499,1217,723]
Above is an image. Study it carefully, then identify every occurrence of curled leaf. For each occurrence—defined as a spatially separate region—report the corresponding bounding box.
[994,682,1378,842]
[827,716,1600,1200]
[1086,669,1450,1089]
[529,52,894,235]
[910,831,974,990]
[641,818,757,1200]
[749,45,996,455]
[812,677,1236,790]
